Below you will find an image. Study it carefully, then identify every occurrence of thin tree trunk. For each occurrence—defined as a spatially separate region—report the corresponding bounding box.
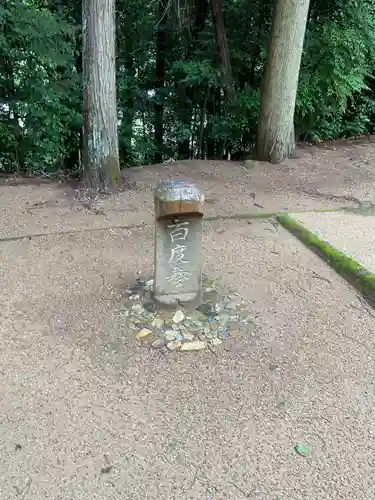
[121,53,135,163]
[154,0,168,164]
[199,91,207,158]
[82,0,120,191]
[175,0,208,159]
[210,0,233,101]
[256,0,310,163]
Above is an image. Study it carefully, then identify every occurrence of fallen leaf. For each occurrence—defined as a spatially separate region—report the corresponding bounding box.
[294,444,309,457]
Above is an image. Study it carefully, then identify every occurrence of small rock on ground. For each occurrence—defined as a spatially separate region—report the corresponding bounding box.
[167,340,182,351]
[136,328,153,339]
[180,341,206,351]
[122,274,254,354]
[172,310,185,324]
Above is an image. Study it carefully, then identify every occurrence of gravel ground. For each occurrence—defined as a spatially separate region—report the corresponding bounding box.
[1,217,374,499]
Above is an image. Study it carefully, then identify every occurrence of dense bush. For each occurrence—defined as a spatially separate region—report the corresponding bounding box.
[0,0,375,174]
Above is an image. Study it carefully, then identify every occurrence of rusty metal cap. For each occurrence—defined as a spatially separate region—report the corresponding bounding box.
[154,180,204,219]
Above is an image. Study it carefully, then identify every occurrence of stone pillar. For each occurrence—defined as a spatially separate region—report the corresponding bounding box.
[154,180,204,306]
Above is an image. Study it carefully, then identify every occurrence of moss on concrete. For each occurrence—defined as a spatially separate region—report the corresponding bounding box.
[278,213,375,305]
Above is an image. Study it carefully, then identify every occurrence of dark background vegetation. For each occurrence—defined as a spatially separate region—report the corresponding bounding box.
[1,0,374,175]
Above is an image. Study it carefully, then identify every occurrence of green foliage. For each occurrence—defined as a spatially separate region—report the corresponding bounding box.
[0,0,79,173]
[1,0,375,174]
[296,2,375,141]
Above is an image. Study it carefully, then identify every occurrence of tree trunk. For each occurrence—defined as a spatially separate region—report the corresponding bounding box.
[176,0,208,160]
[82,0,120,191]
[256,0,310,163]
[154,0,168,164]
[210,0,233,101]
[121,53,135,164]
[199,91,207,159]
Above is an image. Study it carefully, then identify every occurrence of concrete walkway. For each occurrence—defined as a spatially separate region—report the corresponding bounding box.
[290,210,375,274]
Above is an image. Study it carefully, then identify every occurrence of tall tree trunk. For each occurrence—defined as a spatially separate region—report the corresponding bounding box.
[82,0,120,191]
[120,52,135,164]
[205,87,221,158]
[210,0,233,101]
[177,0,208,159]
[256,0,310,163]
[154,0,168,164]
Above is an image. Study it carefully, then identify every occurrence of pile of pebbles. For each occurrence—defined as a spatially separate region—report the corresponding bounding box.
[121,275,252,352]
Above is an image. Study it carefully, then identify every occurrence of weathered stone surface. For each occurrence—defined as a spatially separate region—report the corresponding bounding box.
[154,180,204,219]
[154,180,204,306]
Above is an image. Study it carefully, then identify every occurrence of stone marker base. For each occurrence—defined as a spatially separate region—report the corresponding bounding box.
[154,216,203,307]
[120,275,254,352]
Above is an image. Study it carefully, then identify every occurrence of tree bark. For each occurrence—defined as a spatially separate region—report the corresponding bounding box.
[210,0,233,101]
[82,0,120,190]
[154,0,168,164]
[256,0,310,163]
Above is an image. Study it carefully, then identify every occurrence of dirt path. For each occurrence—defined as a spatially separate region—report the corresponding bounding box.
[1,137,375,239]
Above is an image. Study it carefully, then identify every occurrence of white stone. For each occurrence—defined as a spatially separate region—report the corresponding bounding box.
[145,279,154,291]
[211,337,222,346]
[167,340,182,351]
[215,303,224,313]
[182,332,194,341]
[164,329,176,341]
[172,310,185,324]
[152,318,164,329]
[132,304,144,314]
[180,341,206,351]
